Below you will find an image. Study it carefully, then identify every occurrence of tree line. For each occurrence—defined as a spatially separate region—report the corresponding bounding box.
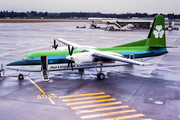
[0,11,179,20]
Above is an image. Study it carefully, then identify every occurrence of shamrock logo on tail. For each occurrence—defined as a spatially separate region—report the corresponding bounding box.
[153,25,164,38]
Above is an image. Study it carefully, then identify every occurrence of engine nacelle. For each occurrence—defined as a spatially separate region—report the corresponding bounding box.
[66,52,94,65]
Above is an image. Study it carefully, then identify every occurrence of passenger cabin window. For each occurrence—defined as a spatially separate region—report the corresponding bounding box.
[29,57,34,60]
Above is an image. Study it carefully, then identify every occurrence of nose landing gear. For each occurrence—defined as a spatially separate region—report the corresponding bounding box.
[18,73,24,80]
[17,72,30,80]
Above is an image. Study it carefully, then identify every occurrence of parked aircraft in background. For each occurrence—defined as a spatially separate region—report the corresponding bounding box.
[106,24,134,31]
[6,15,175,81]
[165,22,179,31]
[119,24,134,31]
[76,24,86,28]
[90,21,100,28]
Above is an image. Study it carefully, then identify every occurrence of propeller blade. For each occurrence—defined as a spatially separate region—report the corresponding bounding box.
[70,62,73,72]
[52,39,58,50]
[68,44,71,55]
[55,44,58,50]
[68,44,74,56]
[70,46,74,56]
[67,61,73,72]
[67,44,74,72]
[54,39,56,46]
[68,61,70,68]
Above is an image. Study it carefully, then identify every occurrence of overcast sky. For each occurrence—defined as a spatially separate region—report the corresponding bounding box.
[1,0,179,14]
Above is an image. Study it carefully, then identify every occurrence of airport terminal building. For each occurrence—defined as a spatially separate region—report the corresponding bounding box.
[88,18,153,29]
[102,19,153,29]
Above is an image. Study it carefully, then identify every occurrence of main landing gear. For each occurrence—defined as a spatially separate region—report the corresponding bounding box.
[97,73,105,80]
[17,72,30,80]
[95,63,105,80]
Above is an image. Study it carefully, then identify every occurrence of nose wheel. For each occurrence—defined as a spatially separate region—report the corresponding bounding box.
[18,74,24,80]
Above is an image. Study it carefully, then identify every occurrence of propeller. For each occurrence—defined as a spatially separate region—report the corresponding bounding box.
[52,39,58,50]
[67,44,74,72]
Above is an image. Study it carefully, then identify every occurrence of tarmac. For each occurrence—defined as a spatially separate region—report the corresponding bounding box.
[0,22,180,120]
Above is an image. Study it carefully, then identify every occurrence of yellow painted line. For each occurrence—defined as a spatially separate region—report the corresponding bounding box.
[81,109,136,119]
[142,118,153,120]
[71,101,122,109]
[4,75,17,79]
[102,113,145,120]
[27,77,56,104]
[63,95,111,102]
[66,98,116,105]
[47,94,52,98]
[76,105,129,114]
[59,92,105,98]
[27,76,46,94]
[48,98,56,105]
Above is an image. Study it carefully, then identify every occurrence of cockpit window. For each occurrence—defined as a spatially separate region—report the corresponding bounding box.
[23,57,28,60]
[23,57,34,60]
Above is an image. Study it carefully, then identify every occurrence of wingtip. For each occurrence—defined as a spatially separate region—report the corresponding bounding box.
[140,64,144,66]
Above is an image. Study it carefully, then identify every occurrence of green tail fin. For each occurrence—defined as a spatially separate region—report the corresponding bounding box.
[146,15,166,47]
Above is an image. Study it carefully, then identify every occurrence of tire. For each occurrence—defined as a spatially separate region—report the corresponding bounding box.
[97,73,105,80]
[18,74,24,80]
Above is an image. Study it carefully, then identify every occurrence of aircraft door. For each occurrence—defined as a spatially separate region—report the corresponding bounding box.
[40,56,49,81]
[129,54,135,59]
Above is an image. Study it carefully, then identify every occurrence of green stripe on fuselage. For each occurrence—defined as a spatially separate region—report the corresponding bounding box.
[23,50,79,65]
[96,46,167,58]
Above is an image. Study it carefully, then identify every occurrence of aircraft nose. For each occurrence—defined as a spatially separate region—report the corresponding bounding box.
[6,60,26,67]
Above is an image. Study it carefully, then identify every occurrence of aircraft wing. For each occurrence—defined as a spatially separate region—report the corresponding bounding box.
[56,38,81,48]
[92,51,152,66]
[56,38,96,49]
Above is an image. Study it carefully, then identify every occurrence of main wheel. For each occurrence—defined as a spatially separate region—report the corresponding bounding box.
[18,74,24,80]
[97,73,105,80]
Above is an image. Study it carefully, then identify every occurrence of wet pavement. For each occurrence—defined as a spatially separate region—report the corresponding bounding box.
[0,22,180,120]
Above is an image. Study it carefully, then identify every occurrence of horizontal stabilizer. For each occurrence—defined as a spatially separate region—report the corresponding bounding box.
[150,46,178,48]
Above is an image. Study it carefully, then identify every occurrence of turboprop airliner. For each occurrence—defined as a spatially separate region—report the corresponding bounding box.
[6,15,174,81]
